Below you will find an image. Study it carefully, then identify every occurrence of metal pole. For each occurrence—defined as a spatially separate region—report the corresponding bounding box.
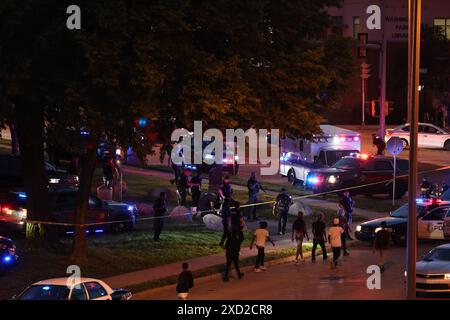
[379,0,387,139]
[406,0,421,300]
[362,78,366,126]
[393,154,396,206]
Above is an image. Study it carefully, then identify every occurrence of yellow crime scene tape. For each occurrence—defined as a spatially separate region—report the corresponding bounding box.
[5,164,450,228]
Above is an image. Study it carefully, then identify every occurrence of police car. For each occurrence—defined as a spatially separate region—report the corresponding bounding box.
[14,277,132,300]
[355,198,450,245]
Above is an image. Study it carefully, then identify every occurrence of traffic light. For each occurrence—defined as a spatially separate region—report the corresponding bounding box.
[361,62,371,80]
[358,33,368,58]
[371,100,389,117]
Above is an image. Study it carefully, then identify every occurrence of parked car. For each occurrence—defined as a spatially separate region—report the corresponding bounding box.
[305,155,409,199]
[0,188,137,234]
[0,155,79,189]
[386,123,450,150]
[416,244,450,294]
[14,277,132,300]
[355,198,450,245]
[0,236,18,273]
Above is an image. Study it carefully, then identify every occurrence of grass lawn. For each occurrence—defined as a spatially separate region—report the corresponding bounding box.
[0,222,252,299]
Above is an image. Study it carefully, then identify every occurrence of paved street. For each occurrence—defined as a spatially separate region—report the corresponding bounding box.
[135,242,443,300]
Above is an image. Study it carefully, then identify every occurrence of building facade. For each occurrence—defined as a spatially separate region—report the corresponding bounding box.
[325,0,450,126]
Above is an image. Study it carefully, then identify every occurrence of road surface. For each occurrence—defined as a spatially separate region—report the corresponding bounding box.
[135,242,444,300]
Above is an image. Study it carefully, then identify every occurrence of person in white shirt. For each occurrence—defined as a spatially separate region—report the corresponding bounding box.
[250,221,275,272]
[328,218,344,269]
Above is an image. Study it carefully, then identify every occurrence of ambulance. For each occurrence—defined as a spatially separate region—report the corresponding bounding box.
[279,125,361,186]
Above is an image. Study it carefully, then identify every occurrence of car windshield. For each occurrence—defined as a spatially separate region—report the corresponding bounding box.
[390,204,426,218]
[326,150,359,166]
[423,248,450,262]
[45,162,57,172]
[332,157,359,170]
[18,285,70,300]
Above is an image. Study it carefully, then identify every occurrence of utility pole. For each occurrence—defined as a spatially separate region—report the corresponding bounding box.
[361,62,371,126]
[406,0,421,300]
[379,0,387,139]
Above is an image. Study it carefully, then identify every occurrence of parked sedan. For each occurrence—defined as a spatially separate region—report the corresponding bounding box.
[0,189,137,234]
[14,277,132,300]
[385,123,450,150]
[416,244,450,294]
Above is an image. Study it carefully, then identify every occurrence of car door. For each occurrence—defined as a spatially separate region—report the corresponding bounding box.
[362,160,393,195]
[422,124,444,148]
[418,124,439,148]
[418,207,448,239]
[443,208,450,240]
[88,196,108,226]
[84,281,111,300]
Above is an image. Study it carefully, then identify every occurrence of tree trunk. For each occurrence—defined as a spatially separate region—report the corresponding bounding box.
[70,142,98,265]
[14,100,57,249]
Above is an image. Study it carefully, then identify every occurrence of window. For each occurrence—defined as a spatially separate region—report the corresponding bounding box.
[353,16,361,39]
[434,18,450,40]
[318,151,326,165]
[70,285,88,300]
[422,208,448,221]
[374,161,393,171]
[85,282,108,300]
[401,125,410,132]
[360,160,375,171]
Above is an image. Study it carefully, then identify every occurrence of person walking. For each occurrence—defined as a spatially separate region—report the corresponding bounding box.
[291,212,309,263]
[328,218,344,269]
[311,212,328,262]
[189,171,202,215]
[223,226,244,282]
[219,196,233,247]
[177,169,190,207]
[273,188,293,235]
[176,263,194,300]
[247,172,264,221]
[337,203,350,256]
[153,192,167,241]
[250,221,275,272]
[228,201,246,244]
[373,221,391,273]
[339,192,354,240]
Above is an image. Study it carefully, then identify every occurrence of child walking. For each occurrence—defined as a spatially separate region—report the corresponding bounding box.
[176,263,194,300]
[250,221,275,272]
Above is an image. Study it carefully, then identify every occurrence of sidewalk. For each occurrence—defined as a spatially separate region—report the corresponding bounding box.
[103,208,384,289]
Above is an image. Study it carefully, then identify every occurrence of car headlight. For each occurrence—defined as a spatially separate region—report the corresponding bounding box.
[356,225,362,232]
[49,178,60,184]
[444,274,450,279]
[375,227,381,233]
[328,175,337,184]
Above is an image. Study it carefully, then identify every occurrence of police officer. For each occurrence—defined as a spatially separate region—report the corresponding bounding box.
[420,177,432,198]
[177,169,190,206]
[189,171,202,215]
[339,191,354,240]
[247,172,264,221]
[372,133,386,156]
[153,192,167,241]
[219,176,233,247]
[273,188,293,235]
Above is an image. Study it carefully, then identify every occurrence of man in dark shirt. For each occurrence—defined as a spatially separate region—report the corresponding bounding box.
[177,169,190,206]
[153,192,167,241]
[373,221,390,273]
[247,172,264,221]
[223,226,244,282]
[273,188,293,235]
[189,171,202,214]
[228,201,246,244]
[311,212,328,262]
[339,192,354,240]
[176,262,194,300]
